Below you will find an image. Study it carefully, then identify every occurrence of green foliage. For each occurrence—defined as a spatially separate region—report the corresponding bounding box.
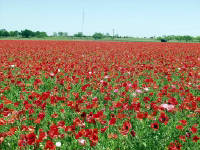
[0,29,10,37]
[196,36,200,42]
[183,35,193,42]
[0,29,47,38]
[175,36,184,41]
[156,36,162,40]
[165,35,176,41]
[157,35,195,42]
[57,32,68,37]
[74,32,84,37]
[105,33,111,37]
[92,32,104,40]
[63,32,68,37]
[0,28,200,43]
[58,32,63,37]
[35,31,47,38]
[53,32,58,37]
[9,31,19,37]
[21,29,35,38]
[20,29,48,38]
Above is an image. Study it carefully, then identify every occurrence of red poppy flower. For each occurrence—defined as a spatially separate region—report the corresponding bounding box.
[0,103,3,110]
[51,113,58,118]
[36,131,47,143]
[0,137,4,144]
[179,120,187,126]
[190,126,197,134]
[151,122,159,130]
[90,134,98,143]
[158,112,169,125]
[168,97,178,105]
[18,134,27,147]
[90,141,97,147]
[192,136,199,142]
[108,133,118,139]
[179,135,186,142]
[109,117,116,125]
[143,96,150,103]
[45,140,56,150]
[168,141,182,150]
[81,84,90,91]
[37,112,45,120]
[101,126,109,133]
[120,121,132,135]
[176,125,183,130]
[130,130,136,137]
[136,112,147,120]
[80,112,86,119]
[48,125,59,139]
[26,133,36,145]
[18,139,27,147]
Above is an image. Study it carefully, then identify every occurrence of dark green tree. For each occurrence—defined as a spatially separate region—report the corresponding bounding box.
[35,31,47,38]
[63,32,68,37]
[175,36,183,42]
[74,32,83,37]
[165,35,176,41]
[9,31,19,37]
[58,32,64,36]
[156,36,162,40]
[21,29,34,38]
[0,29,10,37]
[196,36,200,42]
[105,33,111,38]
[183,35,193,42]
[92,32,104,40]
[53,32,58,37]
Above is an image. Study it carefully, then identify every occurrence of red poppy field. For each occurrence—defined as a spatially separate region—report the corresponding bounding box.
[0,40,199,150]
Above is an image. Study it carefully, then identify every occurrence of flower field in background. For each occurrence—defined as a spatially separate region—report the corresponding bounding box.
[0,40,199,150]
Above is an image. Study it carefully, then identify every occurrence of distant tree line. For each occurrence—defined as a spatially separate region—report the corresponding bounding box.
[0,29,47,38]
[0,29,121,40]
[53,31,117,39]
[157,35,200,42]
[1,29,200,42]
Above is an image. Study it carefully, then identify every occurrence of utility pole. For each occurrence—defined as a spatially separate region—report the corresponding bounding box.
[112,28,115,39]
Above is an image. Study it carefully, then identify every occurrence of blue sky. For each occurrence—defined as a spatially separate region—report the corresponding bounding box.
[0,0,200,37]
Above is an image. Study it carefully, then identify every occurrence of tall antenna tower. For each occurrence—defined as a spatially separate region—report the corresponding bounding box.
[81,9,85,34]
[112,28,115,38]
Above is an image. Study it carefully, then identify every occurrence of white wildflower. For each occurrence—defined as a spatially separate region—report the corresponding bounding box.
[143,87,149,92]
[50,72,55,77]
[160,104,174,111]
[135,89,142,93]
[132,92,137,97]
[114,89,118,93]
[78,138,86,146]
[171,85,176,88]
[56,142,61,147]
[104,75,109,79]
[128,83,132,87]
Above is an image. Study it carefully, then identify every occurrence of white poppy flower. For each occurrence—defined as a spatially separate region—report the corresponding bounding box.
[56,142,61,147]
